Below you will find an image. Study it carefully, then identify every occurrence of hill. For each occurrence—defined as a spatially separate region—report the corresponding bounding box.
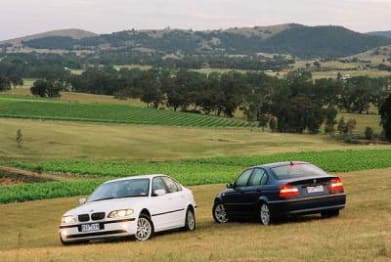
[0,28,97,45]
[259,25,389,58]
[368,30,391,39]
[5,24,390,59]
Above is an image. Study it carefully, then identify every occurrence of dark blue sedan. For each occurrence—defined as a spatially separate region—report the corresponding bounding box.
[212,161,346,225]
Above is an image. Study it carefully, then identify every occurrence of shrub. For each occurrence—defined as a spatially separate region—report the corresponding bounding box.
[364,127,374,140]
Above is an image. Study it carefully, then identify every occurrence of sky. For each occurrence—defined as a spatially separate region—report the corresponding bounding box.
[0,0,390,40]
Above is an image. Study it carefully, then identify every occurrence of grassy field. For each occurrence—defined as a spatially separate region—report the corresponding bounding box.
[3,88,145,106]
[0,118,357,162]
[339,112,382,133]
[0,168,390,261]
[2,148,391,203]
[0,96,251,127]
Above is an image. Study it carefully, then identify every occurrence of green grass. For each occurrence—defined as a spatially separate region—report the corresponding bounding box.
[0,180,103,204]
[0,96,252,127]
[2,148,391,204]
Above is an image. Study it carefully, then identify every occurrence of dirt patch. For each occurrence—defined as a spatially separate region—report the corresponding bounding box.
[0,171,51,185]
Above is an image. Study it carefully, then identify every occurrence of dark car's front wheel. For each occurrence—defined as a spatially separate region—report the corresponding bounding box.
[213,202,229,223]
[259,203,272,225]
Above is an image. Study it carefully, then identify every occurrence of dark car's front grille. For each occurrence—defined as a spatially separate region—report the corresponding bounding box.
[91,212,105,221]
[78,214,90,222]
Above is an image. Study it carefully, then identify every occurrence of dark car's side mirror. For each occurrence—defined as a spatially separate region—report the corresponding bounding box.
[226,183,234,189]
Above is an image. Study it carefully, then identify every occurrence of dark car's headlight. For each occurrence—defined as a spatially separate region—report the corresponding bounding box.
[108,209,134,218]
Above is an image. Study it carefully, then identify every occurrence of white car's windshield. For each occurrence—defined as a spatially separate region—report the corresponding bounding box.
[88,178,150,202]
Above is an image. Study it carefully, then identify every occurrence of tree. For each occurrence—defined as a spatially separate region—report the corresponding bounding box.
[0,76,23,91]
[364,127,374,140]
[324,106,338,134]
[31,80,47,97]
[337,117,347,136]
[31,79,62,98]
[16,129,23,148]
[379,94,391,141]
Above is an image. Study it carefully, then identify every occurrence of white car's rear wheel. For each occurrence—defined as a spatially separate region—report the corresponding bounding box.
[135,215,153,241]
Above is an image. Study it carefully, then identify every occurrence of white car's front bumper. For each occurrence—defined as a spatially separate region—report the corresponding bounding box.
[59,218,137,243]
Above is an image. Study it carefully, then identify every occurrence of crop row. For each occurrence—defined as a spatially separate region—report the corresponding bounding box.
[2,149,391,204]
[0,97,252,127]
[9,149,391,178]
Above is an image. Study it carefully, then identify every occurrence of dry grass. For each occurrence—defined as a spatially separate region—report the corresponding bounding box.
[0,168,390,261]
[338,113,382,133]
[3,88,145,106]
[312,70,391,79]
[0,118,374,162]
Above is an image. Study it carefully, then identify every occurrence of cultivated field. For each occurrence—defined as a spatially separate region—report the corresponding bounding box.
[0,96,251,127]
[0,168,390,261]
[2,148,391,203]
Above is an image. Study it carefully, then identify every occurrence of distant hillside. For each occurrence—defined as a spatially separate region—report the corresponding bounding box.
[12,24,389,58]
[0,29,97,44]
[368,31,391,39]
[259,25,390,58]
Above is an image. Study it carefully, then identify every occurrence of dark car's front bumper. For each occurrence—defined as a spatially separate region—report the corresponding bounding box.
[268,193,346,216]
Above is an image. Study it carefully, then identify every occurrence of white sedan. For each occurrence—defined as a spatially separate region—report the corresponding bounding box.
[59,174,196,244]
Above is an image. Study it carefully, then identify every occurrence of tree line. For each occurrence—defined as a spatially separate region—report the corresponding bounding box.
[66,66,391,134]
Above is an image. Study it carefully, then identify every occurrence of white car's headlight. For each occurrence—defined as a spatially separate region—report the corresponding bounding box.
[108,209,134,218]
[61,215,77,224]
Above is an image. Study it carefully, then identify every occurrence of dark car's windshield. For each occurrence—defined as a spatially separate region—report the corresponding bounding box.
[88,178,150,202]
[271,163,327,180]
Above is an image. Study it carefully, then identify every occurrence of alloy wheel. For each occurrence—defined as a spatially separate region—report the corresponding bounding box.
[135,216,152,241]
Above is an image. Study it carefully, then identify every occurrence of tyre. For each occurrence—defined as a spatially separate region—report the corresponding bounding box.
[212,202,229,223]
[259,203,272,225]
[184,208,196,231]
[135,214,154,241]
[321,209,340,218]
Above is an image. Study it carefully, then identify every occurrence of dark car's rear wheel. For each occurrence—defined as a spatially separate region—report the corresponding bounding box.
[213,202,229,223]
[135,214,154,241]
[321,209,340,218]
[259,203,272,225]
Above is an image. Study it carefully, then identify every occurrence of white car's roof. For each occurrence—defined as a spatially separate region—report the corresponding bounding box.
[104,174,167,184]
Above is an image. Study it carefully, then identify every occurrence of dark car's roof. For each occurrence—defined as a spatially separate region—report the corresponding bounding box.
[254,161,309,169]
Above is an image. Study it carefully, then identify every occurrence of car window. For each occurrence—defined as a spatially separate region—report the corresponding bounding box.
[248,168,266,186]
[88,179,149,201]
[152,177,167,194]
[162,177,180,193]
[235,169,253,187]
[260,173,268,185]
[271,163,328,180]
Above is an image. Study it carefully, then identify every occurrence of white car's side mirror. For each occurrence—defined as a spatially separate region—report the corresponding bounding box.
[153,189,166,196]
[79,198,87,205]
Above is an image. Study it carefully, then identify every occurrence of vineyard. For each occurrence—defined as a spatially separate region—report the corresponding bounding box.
[2,148,391,204]
[0,96,252,127]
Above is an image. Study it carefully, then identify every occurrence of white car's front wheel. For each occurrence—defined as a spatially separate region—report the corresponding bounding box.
[135,214,153,241]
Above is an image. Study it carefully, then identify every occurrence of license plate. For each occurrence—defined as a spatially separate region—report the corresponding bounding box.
[81,223,101,232]
[307,185,324,193]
